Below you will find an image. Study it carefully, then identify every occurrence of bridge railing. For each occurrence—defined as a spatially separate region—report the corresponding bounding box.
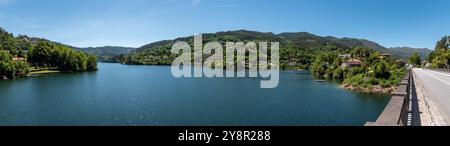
[365,70,411,126]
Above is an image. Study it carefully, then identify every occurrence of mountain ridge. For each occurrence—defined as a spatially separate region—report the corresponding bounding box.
[121,30,431,68]
[2,27,432,63]
[76,46,136,62]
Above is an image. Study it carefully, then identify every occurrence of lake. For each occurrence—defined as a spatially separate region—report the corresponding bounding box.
[0,63,390,126]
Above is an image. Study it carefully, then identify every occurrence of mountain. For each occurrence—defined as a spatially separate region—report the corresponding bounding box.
[121,30,429,69]
[77,46,136,62]
[386,47,432,60]
[324,37,389,52]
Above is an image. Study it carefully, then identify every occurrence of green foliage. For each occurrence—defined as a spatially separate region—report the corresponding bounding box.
[374,60,390,79]
[427,51,437,63]
[351,46,372,60]
[435,36,449,52]
[428,36,450,69]
[1,27,98,79]
[332,67,344,80]
[313,46,406,89]
[408,52,421,67]
[0,50,30,79]
[27,41,98,72]
[311,52,338,77]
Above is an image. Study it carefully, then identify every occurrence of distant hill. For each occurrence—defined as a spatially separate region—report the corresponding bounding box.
[121,30,430,69]
[387,47,431,60]
[77,46,136,62]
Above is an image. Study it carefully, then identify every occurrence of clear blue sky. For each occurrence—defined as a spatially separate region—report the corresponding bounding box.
[0,0,449,49]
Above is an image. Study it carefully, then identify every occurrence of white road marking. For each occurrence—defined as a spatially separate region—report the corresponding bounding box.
[426,69,450,77]
[420,69,450,86]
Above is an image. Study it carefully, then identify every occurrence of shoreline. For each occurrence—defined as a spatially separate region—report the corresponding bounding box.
[341,84,397,94]
[28,70,61,76]
[1,70,61,80]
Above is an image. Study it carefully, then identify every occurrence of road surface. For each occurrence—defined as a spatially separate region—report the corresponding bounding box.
[413,68,450,124]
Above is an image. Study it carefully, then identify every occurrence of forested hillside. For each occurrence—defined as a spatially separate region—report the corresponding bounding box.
[120,30,429,70]
[77,46,136,62]
[1,27,97,79]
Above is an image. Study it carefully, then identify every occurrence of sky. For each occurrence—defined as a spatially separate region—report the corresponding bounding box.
[0,0,449,49]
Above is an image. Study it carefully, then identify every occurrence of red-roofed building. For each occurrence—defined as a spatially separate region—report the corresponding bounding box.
[342,59,362,68]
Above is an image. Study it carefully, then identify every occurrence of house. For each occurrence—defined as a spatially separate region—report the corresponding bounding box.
[379,53,392,59]
[339,54,351,59]
[12,57,25,61]
[342,59,362,68]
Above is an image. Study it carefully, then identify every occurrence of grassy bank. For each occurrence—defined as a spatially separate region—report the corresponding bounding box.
[28,70,60,76]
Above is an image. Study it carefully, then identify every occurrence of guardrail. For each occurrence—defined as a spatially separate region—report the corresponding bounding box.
[365,70,412,126]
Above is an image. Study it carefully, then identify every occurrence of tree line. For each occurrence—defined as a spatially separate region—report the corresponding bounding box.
[427,36,450,68]
[1,27,97,79]
[27,41,97,72]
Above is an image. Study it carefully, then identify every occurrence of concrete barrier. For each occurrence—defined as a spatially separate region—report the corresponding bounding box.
[365,70,411,126]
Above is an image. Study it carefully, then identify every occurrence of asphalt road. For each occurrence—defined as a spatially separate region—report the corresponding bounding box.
[413,68,450,123]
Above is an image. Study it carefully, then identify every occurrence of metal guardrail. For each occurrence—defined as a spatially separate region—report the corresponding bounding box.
[365,70,412,126]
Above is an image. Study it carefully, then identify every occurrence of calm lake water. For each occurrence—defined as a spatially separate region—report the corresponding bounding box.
[0,63,390,126]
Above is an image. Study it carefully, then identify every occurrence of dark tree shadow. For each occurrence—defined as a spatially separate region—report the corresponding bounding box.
[410,75,422,126]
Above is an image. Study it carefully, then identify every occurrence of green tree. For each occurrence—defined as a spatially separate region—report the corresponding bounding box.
[0,50,11,61]
[28,41,52,67]
[408,52,421,67]
[351,46,372,60]
[435,36,449,52]
[0,50,30,79]
[374,60,390,79]
[427,51,437,63]
[27,40,97,72]
[13,61,30,77]
[332,67,344,80]
[312,52,337,77]
[429,37,450,69]
[87,55,98,71]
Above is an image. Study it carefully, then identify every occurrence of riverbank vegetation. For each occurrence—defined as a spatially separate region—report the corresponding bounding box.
[1,27,97,80]
[311,47,406,93]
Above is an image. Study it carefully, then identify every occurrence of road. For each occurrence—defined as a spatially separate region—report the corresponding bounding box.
[413,68,450,124]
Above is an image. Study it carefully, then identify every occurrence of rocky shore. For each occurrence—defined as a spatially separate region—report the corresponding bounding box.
[341,84,397,94]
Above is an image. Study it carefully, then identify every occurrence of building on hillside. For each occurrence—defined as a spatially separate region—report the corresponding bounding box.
[378,53,392,59]
[339,54,351,59]
[12,57,25,61]
[342,59,362,68]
